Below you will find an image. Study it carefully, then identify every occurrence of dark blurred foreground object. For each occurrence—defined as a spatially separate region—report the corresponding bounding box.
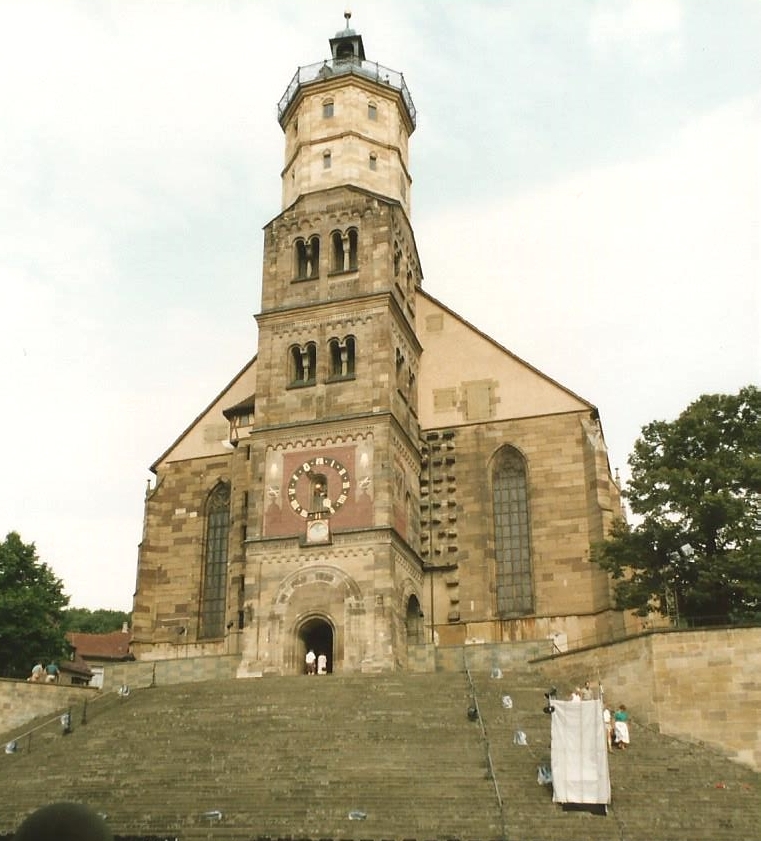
[14,802,113,841]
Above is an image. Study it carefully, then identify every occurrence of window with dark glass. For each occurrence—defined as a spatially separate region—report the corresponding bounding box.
[323,99,334,118]
[492,447,533,616]
[200,483,230,639]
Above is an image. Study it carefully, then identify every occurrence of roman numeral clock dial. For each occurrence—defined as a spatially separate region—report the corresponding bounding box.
[286,456,351,544]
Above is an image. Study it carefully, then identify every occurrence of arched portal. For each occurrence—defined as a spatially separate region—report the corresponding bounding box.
[405,594,424,644]
[298,616,334,674]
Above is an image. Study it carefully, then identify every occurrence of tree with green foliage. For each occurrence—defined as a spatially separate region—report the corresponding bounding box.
[593,385,761,625]
[62,607,131,634]
[0,532,70,678]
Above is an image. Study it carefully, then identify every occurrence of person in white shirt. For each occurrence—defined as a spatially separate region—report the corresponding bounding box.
[305,649,316,675]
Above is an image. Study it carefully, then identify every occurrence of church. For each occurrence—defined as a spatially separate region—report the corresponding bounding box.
[131,16,628,676]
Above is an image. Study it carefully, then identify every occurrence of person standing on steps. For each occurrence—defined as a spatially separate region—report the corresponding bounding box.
[305,649,316,675]
[613,704,630,749]
[603,706,613,751]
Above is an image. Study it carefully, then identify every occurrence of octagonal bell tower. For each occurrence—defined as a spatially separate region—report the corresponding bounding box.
[278,11,416,215]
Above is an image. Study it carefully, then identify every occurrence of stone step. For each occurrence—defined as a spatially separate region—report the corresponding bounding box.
[0,669,757,841]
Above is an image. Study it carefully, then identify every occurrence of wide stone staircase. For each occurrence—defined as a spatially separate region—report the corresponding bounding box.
[0,667,758,840]
[469,669,759,841]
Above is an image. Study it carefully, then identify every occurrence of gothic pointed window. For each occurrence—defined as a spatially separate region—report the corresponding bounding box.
[200,482,230,639]
[492,446,533,616]
[328,335,356,380]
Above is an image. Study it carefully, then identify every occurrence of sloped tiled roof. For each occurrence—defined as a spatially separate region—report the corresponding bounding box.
[60,649,93,678]
[66,631,134,662]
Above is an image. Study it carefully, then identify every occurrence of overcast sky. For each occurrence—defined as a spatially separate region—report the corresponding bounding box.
[1,0,758,612]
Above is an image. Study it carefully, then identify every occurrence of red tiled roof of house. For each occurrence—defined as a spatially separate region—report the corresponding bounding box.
[60,650,93,678]
[66,630,134,662]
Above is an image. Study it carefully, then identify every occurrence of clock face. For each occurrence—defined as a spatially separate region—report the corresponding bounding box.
[305,518,330,544]
[287,456,351,519]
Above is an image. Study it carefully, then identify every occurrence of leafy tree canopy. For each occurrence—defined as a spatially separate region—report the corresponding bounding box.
[593,385,761,625]
[0,532,70,678]
[62,608,131,634]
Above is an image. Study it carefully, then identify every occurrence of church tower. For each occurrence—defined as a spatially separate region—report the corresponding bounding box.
[131,16,628,674]
[233,14,424,674]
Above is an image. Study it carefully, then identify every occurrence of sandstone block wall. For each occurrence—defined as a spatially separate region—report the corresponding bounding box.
[0,680,98,734]
[535,626,761,771]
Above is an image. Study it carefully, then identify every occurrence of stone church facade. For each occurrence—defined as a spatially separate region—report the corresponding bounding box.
[131,18,627,675]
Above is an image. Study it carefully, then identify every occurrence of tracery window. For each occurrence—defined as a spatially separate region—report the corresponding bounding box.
[294,235,320,280]
[330,228,358,273]
[200,482,230,639]
[492,446,533,616]
[289,342,317,386]
[328,335,356,379]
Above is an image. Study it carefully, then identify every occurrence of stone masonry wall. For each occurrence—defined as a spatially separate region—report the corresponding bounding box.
[0,680,98,734]
[534,626,761,771]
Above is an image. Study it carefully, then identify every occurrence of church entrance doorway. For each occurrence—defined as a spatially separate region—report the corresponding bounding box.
[298,616,334,675]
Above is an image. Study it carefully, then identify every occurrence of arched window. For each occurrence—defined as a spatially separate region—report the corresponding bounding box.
[492,447,533,616]
[310,473,329,512]
[330,229,359,273]
[405,594,424,644]
[323,150,332,169]
[289,343,317,386]
[369,152,377,171]
[395,347,405,393]
[200,483,230,639]
[328,335,356,379]
[322,98,334,118]
[347,228,358,270]
[294,236,319,280]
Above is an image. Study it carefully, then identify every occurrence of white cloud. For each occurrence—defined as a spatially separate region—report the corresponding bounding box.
[589,0,683,68]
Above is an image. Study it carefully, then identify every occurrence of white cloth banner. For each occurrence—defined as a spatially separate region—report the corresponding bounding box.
[550,699,611,804]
